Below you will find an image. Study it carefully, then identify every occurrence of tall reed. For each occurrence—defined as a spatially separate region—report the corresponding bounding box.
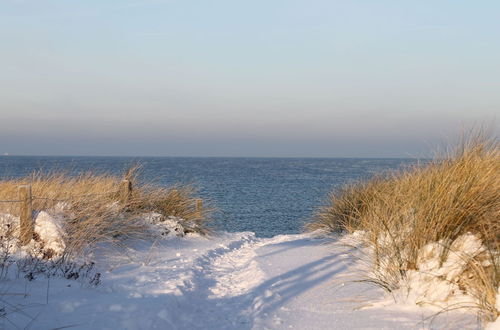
[308,132,499,321]
[0,168,212,255]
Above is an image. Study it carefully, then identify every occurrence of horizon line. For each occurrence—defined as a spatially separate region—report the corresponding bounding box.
[0,154,428,160]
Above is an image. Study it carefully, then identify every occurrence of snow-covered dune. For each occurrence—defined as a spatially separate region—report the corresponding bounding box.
[2,231,483,329]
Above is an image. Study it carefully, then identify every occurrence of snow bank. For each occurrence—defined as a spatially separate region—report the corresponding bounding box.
[345,230,496,315]
[0,211,66,258]
[143,212,194,238]
[33,211,66,256]
[0,209,194,260]
[394,234,486,308]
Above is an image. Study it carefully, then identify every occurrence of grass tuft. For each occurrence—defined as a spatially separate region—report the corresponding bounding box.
[0,167,212,256]
[308,131,499,322]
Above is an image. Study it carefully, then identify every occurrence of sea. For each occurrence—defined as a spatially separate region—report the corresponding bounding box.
[0,156,418,237]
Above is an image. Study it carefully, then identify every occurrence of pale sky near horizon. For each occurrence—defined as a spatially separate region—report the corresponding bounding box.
[0,1,499,157]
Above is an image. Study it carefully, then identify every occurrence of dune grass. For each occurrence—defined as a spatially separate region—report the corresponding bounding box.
[308,132,499,322]
[0,167,212,255]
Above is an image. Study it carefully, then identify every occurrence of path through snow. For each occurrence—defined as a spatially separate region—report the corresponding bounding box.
[3,232,480,329]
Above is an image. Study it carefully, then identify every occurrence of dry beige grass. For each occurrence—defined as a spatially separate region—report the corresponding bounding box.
[308,132,499,322]
[130,184,212,234]
[0,168,212,255]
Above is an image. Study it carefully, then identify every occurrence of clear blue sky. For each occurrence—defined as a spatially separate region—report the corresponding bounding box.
[0,1,498,157]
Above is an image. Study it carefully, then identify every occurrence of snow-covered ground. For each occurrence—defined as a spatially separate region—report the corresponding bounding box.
[2,230,489,330]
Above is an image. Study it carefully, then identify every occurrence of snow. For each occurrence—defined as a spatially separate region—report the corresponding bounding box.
[143,213,188,238]
[366,232,490,312]
[0,211,66,257]
[417,234,485,281]
[33,211,66,256]
[1,227,487,329]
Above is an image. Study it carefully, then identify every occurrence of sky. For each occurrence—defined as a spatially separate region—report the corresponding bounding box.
[0,0,499,157]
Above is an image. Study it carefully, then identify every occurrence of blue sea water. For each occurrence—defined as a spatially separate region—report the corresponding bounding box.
[0,156,417,237]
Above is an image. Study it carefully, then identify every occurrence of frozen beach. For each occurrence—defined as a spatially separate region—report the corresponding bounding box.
[2,231,484,329]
